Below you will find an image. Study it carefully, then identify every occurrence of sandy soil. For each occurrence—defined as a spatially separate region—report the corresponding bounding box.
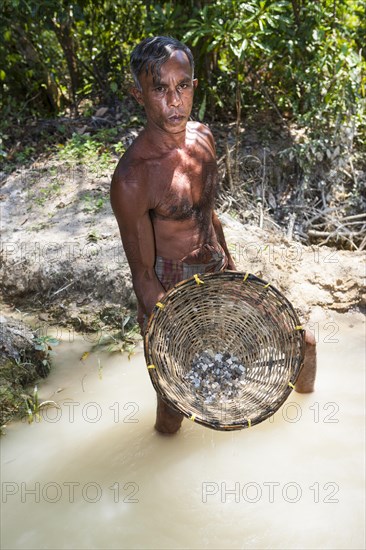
[0,151,365,329]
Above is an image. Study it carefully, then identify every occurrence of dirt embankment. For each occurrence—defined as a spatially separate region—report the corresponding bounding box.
[221,214,365,317]
[0,314,52,426]
[1,152,365,329]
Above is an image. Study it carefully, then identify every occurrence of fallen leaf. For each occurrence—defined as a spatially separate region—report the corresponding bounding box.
[95,107,108,117]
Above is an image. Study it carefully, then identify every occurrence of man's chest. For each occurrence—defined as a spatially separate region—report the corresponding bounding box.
[147,152,217,220]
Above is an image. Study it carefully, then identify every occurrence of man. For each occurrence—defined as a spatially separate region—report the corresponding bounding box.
[110,36,316,435]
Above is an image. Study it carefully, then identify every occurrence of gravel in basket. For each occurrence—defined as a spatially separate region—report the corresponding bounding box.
[144,271,305,431]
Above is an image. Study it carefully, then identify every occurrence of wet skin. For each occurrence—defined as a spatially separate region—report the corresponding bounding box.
[110,50,316,434]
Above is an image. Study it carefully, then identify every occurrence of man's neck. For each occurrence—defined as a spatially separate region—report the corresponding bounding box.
[144,123,187,152]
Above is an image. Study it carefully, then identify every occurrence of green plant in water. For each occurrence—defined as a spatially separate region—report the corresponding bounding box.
[93,316,141,359]
[33,335,59,372]
[23,385,59,424]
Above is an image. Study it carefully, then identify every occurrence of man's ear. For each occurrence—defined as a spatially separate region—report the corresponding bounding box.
[193,78,198,90]
[130,86,144,106]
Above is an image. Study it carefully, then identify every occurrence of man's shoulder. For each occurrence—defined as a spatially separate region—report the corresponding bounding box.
[110,147,151,210]
[112,135,147,184]
[187,121,215,153]
[188,120,213,138]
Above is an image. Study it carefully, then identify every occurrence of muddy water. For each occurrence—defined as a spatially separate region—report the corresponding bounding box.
[1,312,365,550]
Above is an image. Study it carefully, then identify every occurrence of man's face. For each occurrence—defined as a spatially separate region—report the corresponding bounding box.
[133,50,198,134]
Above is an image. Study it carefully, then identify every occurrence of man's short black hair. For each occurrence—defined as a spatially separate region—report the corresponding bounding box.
[130,36,194,89]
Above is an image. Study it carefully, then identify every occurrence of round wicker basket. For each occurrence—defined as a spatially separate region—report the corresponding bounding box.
[144,271,305,431]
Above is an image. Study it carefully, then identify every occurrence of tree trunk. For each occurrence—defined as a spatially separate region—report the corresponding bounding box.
[13,25,60,112]
[49,18,80,116]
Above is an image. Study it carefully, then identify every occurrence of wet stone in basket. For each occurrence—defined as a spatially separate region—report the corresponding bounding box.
[183,350,246,404]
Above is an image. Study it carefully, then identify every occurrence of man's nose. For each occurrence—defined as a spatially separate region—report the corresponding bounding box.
[167,88,182,106]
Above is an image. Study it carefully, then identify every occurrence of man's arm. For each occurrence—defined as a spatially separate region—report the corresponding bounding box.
[110,164,166,316]
[212,211,236,270]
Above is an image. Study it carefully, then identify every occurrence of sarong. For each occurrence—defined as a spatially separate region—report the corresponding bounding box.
[154,242,228,292]
[138,242,228,331]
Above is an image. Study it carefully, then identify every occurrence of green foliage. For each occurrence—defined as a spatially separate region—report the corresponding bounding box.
[14,145,36,164]
[1,1,364,122]
[0,0,364,192]
[56,132,110,171]
[0,333,59,429]
[54,129,124,174]
[92,321,141,358]
[57,133,102,160]
[33,335,59,371]
[28,182,62,207]
[0,0,146,116]
[82,193,106,213]
[23,385,59,424]
[178,0,364,181]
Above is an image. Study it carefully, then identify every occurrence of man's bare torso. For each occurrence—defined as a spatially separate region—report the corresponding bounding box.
[120,121,219,260]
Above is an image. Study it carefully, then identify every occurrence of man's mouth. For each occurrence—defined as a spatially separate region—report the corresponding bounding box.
[168,114,185,122]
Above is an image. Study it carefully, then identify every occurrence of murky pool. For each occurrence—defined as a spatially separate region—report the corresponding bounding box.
[1,311,365,549]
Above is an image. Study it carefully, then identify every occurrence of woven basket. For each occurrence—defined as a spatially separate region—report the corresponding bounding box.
[144,271,305,431]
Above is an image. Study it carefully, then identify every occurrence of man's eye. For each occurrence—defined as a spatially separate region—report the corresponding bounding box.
[176,84,189,93]
[155,87,165,92]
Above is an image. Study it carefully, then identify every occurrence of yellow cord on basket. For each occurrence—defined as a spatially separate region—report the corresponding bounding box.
[288,382,295,389]
[194,274,204,285]
[243,272,249,282]
[156,302,165,309]
[147,364,155,369]
[190,414,196,422]
[247,418,251,428]
[263,282,270,288]
[294,325,303,330]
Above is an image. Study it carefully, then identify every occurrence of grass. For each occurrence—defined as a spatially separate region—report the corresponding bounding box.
[90,307,142,358]
[0,335,59,430]
[1,113,128,180]
[23,385,59,424]
[56,130,125,173]
[33,182,62,206]
[92,324,141,358]
[82,193,107,213]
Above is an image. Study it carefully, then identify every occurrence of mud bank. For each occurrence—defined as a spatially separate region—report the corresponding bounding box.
[1,159,365,330]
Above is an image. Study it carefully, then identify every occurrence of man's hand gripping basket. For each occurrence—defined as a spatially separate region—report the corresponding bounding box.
[144,271,305,431]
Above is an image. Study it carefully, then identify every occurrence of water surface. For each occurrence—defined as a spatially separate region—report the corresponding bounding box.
[1,312,365,549]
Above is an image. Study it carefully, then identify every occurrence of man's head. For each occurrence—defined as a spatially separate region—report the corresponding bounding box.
[130,36,194,90]
[129,36,197,135]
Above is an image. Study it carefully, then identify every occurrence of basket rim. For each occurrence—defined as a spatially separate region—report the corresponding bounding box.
[144,270,305,431]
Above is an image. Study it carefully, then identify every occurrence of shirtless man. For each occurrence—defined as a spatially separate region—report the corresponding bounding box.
[110,36,316,435]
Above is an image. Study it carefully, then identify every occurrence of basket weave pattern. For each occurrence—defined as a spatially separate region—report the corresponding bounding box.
[144,271,305,431]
